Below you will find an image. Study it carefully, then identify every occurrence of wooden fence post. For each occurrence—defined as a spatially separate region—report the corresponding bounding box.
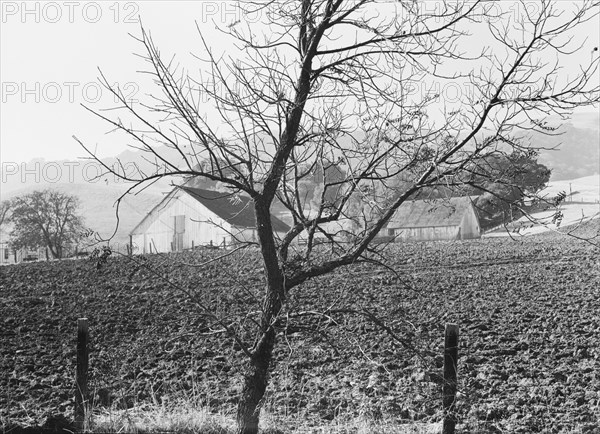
[443,323,459,434]
[75,318,89,430]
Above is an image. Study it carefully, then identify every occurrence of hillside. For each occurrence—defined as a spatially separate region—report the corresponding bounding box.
[534,114,600,181]
[1,148,186,249]
[484,175,600,238]
[1,227,599,433]
[1,148,186,195]
[538,174,600,203]
[2,183,163,249]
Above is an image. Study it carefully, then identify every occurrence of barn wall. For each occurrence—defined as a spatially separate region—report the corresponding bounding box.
[391,225,459,242]
[217,227,290,245]
[459,206,481,239]
[387,202,482,242]
[0,244,14,265]
[293,218,358,244]
[236,228,258,243]
[131,191,233,254]
[0,246,48,264]
[323,218,360,236]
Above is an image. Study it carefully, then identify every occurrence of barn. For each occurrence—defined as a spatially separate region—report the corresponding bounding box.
[385,196,481,242]
[130,186,290,254]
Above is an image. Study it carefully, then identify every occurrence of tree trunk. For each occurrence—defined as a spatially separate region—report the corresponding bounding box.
[53,246,60,259]
[236,328,276,434]
[236,269,283,433]
[235,201,285,434]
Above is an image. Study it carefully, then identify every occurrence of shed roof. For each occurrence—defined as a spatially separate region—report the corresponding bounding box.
[387,196,478,228]
[176,186,289,233]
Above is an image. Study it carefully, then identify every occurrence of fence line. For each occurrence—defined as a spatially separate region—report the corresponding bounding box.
[443,323,459,434]
[69,319,461,432]
[75,318,89,431]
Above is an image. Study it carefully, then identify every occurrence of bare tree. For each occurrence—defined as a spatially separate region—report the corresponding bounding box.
[75,1,599,432]
[8,190,84,259]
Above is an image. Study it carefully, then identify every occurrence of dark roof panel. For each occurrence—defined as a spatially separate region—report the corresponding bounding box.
[180,186,290,233]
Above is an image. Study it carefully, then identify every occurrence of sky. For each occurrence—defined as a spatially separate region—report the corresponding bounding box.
[1,1,599,166]
[1,1,236,163]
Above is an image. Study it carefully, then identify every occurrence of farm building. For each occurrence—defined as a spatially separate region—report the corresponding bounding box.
[0,243,47,265]
[385,196,481,242]
[0,227,48,265]
[0,228,11,265]
[130,186,290,254]
[0,239,13,265]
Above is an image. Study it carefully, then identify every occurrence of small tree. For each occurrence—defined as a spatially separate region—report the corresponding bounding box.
[75,1,599,432]
[8,190,84,259]
[464,151,552,228]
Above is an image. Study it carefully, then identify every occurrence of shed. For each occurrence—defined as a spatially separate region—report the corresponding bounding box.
[130,186,290,254]
[385,196,481,242]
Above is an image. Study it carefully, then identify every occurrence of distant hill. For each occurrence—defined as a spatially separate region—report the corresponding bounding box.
[1,146,186,195]
[538,174,600,204]
[484,175,599,238]
[533,112,599,181]
[2,183,164,251]
[1,148,187,250]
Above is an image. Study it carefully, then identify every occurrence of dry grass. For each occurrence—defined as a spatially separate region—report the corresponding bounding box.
[89,403,234,433]
[83,395,443,434]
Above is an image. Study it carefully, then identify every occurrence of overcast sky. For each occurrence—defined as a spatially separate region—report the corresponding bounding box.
[1,1,598,165]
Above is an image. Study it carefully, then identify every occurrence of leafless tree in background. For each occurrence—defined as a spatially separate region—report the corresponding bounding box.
[75,1,599,432]
[7,190,85,259]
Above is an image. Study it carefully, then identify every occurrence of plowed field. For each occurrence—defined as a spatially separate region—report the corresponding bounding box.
[1,222,599,433]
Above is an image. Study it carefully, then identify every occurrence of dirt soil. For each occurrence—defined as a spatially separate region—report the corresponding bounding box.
[1,220,599,433]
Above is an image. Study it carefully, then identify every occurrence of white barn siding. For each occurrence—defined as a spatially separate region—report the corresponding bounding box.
[131,191,233,254]
[0,246,47,264]
[0,244,14,265]
[459,206,480,239]
[386,197,481,242]
[323,218,360,235]
[131,187,291,254]
[391,221,480,242]
[391,225,459,242]
[236,228,259,243]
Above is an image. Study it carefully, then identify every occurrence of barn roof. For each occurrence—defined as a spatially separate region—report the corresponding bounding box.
[130,186,290,235]
[387,196,478,228]
[179,186,290,233]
